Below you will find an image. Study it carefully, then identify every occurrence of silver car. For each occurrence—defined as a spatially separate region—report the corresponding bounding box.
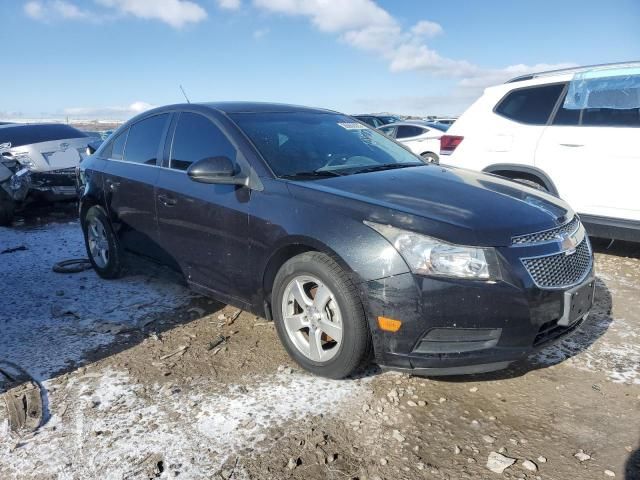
[0,123,96,225]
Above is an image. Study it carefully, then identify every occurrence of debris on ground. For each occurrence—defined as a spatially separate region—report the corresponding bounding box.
[486,452,516,474]
[575,450,592,462]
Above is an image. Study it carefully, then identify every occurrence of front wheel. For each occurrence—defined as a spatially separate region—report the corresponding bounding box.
[82,205,125,279]
[0,189,15,227]
[272,252,372,379]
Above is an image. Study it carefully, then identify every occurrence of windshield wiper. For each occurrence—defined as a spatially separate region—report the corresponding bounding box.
[350,163,421,174]
[280,169,344,180]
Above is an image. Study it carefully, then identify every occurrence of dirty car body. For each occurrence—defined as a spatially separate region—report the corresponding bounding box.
[79,102,595,377]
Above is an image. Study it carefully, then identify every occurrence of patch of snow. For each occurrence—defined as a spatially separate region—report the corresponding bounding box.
[0,221,193,381]
[0,369,367,478]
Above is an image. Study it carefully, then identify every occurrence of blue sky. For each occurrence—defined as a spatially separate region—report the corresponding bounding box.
[1,0,639,120]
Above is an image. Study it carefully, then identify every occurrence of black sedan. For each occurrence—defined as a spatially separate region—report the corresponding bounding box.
[78,102,595,379]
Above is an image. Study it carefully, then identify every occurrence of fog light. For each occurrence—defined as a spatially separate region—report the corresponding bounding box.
[378,316,402,333]
[413,328,502,354]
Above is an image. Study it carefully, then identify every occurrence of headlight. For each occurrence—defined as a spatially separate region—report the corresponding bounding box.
[365,221,496,279]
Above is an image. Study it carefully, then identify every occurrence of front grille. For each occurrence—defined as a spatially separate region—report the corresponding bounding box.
[522,238,592,288]
[512,216,580,245]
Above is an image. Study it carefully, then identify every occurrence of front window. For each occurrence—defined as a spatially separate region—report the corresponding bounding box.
[231,112,423,179]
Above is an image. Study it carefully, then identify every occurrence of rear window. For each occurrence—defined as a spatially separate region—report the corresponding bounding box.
[123,114,169,165]
[0,124,87,148]
[396,125,424,138]
[495,84,564,125]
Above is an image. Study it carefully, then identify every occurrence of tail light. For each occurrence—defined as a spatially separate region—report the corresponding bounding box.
[440,135,464,155]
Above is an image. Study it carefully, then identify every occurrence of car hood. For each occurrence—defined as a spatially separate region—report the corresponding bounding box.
[286,165,573,247]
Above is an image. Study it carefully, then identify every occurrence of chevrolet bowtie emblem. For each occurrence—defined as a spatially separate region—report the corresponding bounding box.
[557,231,578,255]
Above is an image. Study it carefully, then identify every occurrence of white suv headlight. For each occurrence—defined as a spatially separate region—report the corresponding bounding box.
[365,221,495,279]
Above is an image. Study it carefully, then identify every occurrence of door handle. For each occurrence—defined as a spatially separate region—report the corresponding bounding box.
[157,193,177,207]
[559,143,584,148]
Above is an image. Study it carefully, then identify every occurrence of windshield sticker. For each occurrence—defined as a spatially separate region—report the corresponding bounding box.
[338,122,368,130]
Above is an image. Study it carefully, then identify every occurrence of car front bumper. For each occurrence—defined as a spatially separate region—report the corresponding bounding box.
[363,269,595,376]
[10,167,78,202]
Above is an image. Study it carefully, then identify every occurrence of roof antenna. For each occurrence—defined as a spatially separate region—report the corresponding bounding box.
[179,85,191,104]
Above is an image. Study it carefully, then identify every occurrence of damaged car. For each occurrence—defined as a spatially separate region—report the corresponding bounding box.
[79,102,595,379]
[0,123,98,225]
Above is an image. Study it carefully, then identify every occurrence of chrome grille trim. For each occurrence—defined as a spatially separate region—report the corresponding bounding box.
[521,238,593,289]
[512,216,581,246]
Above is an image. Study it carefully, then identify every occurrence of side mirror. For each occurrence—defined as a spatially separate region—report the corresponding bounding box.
[187,156,248,186]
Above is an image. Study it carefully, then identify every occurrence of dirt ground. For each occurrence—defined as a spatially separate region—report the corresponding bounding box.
[1,204,639,480]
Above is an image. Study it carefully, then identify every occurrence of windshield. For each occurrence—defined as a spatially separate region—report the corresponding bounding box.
[231,112,423,179]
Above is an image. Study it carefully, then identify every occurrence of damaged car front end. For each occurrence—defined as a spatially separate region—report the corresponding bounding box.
[0,124,99,225]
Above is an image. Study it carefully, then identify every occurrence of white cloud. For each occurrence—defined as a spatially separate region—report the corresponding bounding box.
[96,0,207,28]
[63,101,155,119]
[24,1,45,19]
[24,0,207,28]
[24,0,89,20]
[216,0,241,9]
[253,27,269,39]
[411,20,443,38]
[252,0,572,92]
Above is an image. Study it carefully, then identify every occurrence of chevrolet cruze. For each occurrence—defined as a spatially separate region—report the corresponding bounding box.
[78,102,595,379]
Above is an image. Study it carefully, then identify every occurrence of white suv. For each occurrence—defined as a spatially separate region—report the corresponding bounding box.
[440,62,640,242]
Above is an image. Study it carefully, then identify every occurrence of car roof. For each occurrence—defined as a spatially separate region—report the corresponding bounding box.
[201,102,338,114]
[506,60,640,83]
[0,122,83,131]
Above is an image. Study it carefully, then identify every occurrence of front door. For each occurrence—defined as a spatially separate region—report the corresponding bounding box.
[155,111,251,301]
[536,94,640,221]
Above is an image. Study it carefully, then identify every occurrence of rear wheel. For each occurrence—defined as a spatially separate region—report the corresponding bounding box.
[82,205,125,279]
[420,152,439,164]
[510,177,548,192]
[272,252,371,379]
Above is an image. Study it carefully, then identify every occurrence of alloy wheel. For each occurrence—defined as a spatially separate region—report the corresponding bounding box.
[87,217,110,269]
[281,275,343,363]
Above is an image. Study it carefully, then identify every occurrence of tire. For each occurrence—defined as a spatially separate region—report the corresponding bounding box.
[0,189,15,227]
[81,205,125,279]
[272,252,372,379]
[420,152,439,164]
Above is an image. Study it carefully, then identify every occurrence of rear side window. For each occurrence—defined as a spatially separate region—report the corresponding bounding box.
[102,129,128,160]
[396,126,424,138]
[582,107,640,127]
[170,112,236,171]
[495,84,564,125]
[123,114,169,165]
[0,124,87,148]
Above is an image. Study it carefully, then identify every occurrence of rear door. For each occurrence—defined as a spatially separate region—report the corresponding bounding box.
[485,83,565,166]
[536,89,640,220]
[103,113,170,256]
[155,111,251,301]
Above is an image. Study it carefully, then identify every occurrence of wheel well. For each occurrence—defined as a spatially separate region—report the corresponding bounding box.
[492,170,548,191]
[262,244,319,300]
[483,164,558,195]
[79,198,99,227]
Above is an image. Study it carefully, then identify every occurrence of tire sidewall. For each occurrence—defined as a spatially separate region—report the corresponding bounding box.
[272,253,368,379]
[82,205,123,279]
